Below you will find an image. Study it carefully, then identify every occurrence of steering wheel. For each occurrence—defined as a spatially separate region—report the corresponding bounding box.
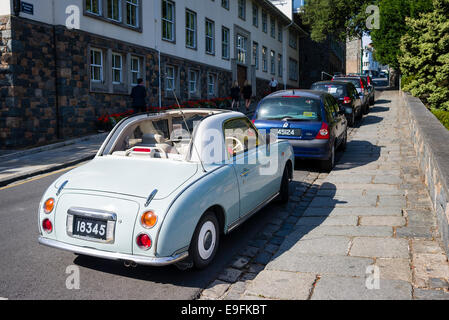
[225,137,244,155]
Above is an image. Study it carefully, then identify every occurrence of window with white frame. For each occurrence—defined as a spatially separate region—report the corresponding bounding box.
[86,0,102,15]
[252,41,259,69]
[162,0,175,41]
[185,9,197,49]
[262,11,267,33]
[107,0,121,22]
[112,53,123,84]
[278,22,283,42]
[238,0,246,20]
[188,70,198,94]
[166,65,175,91]
[270,16,275,38]
[289,30,297,49]
[125,0,139,27]
[278,54,283,77]
[252,3,258,27]
[222,0,229,10]
[262,46,267,72]
[222,26,230,59]
[205,19,215,54]
[90,48,103,82]
[289,58,298,81]
[130,56,141,85]
[237,34,247,64]
[207,73,216,96]
[270,50,275,75]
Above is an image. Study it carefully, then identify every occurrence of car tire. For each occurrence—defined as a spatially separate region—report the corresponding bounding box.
[279,165,290,203]
[363,104,369,115]
[321,144,335,172]
[338,130,347,151]
[189,212,220,269]
[350,112,355,127]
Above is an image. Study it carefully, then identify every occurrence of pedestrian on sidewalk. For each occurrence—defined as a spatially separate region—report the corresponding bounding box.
[230,81,241,110]
[269,77,278,93]
[130,78,147,113]
[242,80,253,112]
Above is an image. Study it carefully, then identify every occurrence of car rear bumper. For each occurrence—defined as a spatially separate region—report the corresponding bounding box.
[38,236,188,266]
[282,138,331,160]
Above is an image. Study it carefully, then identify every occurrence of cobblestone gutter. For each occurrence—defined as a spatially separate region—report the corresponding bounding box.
[402,91,449,257]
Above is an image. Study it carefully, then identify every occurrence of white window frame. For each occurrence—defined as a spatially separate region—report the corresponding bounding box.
[207,73,216,96]
[130,56,141,86]
[222,26,230,60]
[205,19,215,55]
[237,34,247,64]
[125,0,139,27]
[112,53,123,84]
[107,0,122,22]
[90,48,103,82]
[162,0,175,42]
[166,65,175,91]
[270,50,275,75]
[86,0,102,15]
[185,9,197,49]
[188,70,198,94]
[262,46,267,72]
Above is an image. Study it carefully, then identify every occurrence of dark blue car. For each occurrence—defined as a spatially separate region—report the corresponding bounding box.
[252,90,348,171]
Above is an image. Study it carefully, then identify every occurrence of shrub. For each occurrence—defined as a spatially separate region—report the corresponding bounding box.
[431,108,449,130]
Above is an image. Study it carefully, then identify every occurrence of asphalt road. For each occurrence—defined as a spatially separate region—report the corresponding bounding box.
[0,160,315,300]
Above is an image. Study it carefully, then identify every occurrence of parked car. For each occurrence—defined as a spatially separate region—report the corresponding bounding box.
[360,75,375,106]
[252,90,348,171]
[333,75,371,114]
[38,109,294,269]
[310,81,363,127]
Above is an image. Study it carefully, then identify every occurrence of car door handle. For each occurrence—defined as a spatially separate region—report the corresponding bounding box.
[240,168,250,177]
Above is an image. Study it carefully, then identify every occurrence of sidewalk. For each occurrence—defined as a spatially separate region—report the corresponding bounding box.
[0,133,107,187]
[200,90,449,300]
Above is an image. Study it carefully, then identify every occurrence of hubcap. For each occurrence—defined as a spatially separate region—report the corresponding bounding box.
[198,221,216,260]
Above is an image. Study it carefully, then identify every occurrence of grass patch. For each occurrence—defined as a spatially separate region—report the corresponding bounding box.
[430,109,449,130]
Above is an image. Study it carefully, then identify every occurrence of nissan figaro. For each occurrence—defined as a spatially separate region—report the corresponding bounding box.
[38,109,294,269]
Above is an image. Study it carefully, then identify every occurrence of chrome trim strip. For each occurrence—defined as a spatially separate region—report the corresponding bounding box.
[227,192,280,233]
[67,207,117,221]
[144,189,158,208]
[56,180,69,196]
[38,237,189,266]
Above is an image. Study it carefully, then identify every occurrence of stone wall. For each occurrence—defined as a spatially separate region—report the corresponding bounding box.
[402,91,449,255]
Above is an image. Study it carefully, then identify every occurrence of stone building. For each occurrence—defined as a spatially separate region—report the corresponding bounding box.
[0,0,306,148]
[346,38,362,75]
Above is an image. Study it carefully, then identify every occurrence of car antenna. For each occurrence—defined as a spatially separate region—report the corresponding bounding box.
[172,89,207,173]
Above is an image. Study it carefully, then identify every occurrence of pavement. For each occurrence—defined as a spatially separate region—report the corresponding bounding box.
[199,90,449,300]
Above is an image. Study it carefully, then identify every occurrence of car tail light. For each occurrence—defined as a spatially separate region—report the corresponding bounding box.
[42,219,53,233]
[141,211,157,229]
[316,123,330,140]
[43,198,55,214]
[360,79,364,90]
[251,119,255,124]
[133,148,151,153]
[136,234,152,250]
[343,97,352,104]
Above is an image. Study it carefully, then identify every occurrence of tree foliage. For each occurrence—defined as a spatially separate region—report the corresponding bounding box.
[301,0,376,42]
[371,0,433,69]
[399,0,449,110]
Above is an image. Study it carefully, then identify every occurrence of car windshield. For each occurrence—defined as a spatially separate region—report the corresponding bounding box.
[311,84,346,98]
[256,97,322,121]
[333,78,361,88]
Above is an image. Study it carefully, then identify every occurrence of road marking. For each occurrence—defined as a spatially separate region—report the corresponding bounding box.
[0,164,80,191]
[0,297,8,300]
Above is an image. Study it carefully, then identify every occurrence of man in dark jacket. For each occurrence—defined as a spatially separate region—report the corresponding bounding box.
[131,78,147,113]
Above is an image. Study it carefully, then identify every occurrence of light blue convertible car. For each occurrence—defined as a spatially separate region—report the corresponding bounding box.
[38,109,294,269]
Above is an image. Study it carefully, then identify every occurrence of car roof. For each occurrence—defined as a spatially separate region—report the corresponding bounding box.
[263,89,328,100]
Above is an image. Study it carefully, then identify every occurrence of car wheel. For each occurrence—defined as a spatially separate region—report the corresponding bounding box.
[321,144,335,172]
[189,212,220,269]
[350,112,355,127]
[279,165,290,203]
[363,104,369,115]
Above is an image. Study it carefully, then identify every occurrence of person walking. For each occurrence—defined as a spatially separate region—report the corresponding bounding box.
[269,77,278,93]
[230,81,241,110]
[242,80,252,112]
[131,78,147,113]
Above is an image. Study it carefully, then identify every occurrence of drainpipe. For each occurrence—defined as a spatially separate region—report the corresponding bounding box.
[154,0,161,109]
[51,0,61,139]
[282,20,293,90]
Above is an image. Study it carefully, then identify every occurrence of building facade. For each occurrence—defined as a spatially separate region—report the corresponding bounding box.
[0,0,306,148]
[346,38,361,75]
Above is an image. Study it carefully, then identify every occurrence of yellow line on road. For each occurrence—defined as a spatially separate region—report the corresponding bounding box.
[0,165,80,191]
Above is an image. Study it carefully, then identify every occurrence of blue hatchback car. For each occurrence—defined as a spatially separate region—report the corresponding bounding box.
[253,90,348,171]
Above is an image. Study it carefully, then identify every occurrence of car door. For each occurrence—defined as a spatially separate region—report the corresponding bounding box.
[223,117,266,218]
[350,85,362,115]
[327,95,345,143]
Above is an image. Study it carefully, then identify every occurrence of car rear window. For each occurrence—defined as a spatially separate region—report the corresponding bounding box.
[311,84,347,98]
[256,97,322,121]
[333,78,361,88]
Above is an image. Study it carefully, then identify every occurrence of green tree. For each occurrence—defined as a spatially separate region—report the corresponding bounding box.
[399,0,449,110]
[371,0,433,69]
[301,0,376,42]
